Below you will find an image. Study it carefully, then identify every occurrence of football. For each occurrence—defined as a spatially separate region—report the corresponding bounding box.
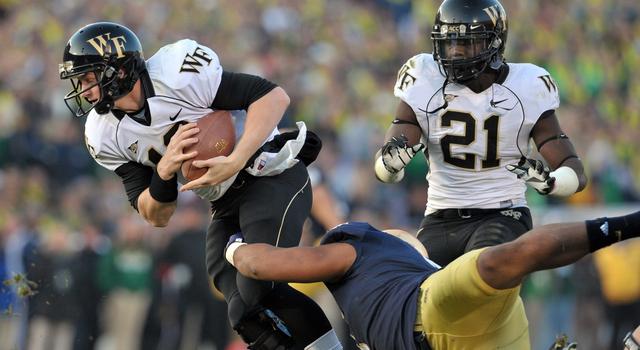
[181,110,236,181]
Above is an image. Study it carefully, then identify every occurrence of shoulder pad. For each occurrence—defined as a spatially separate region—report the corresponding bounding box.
[320,222,374,245]
[84,113,127,171]
[147,39,222,91]
[147,39,223,107]
[394,53,440,92]
[505,63,560,111]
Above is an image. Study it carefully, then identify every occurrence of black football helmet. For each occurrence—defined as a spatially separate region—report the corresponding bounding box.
[59,22,145,117]
[431,0,508,83]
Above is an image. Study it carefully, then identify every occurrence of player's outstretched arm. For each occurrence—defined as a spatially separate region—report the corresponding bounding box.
[478,211,640,289]
[228,240,355,283]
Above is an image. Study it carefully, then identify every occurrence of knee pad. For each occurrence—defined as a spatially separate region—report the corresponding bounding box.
[233,308,294,350]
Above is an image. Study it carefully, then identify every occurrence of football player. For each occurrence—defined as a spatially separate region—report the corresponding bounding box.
[374,0,588,266]
[226,211,640,349]
[59,22,339,350]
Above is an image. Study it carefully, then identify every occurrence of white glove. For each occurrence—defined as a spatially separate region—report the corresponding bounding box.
[380,135,425,174]
[506,158,555,195]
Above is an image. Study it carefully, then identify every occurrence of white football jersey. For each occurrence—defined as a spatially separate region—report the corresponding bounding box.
[84,39,279,201]
[394,54,560,213]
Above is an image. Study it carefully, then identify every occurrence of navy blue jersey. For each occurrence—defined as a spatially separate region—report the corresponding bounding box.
[320,222,440,350]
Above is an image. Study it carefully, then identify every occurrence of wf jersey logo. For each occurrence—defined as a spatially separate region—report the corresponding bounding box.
[396,60,417,92]
[500,209,522,221]
[86,33,128,58]
[538,75,557,93]
[180,46,213,73]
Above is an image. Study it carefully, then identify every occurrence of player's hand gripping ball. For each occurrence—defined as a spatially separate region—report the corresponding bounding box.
[181,110,235,181]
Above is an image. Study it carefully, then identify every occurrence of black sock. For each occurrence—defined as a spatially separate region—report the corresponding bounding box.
[586,211,640,252]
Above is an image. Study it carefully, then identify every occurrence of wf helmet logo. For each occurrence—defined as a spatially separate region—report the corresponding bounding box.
[86,33,128,58]
[483,5,506,26]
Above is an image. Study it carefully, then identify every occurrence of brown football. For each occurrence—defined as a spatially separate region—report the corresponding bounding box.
[181,110,236,181]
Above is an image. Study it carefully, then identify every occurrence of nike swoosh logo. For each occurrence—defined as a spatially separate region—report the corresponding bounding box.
[470,24,483,30]
[491,98,509,107]
[169,108,183,121]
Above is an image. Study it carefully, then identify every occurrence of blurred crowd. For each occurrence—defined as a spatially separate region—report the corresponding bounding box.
[0,0,639,349]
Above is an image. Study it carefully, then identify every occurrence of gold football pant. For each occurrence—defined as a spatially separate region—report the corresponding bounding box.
[417,248,530,349]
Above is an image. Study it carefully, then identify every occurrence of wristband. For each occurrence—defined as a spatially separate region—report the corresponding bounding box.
[549,166,579,196]
[374,156,405,183]
[149,169,178,202]
[225,241,247,267]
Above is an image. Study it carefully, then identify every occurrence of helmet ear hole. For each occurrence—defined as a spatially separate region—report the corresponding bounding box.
[104,66,116,79]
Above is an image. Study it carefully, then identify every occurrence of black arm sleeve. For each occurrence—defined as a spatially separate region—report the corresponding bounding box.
[211,71,278,110]
[114,162,153,211]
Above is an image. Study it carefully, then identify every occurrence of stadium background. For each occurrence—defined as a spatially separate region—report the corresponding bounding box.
[0,0,638,349]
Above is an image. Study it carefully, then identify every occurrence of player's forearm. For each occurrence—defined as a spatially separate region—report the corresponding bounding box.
[384,124,422,146]
[231,87,290,166]
[517,223,590,271]
[480,223,590,289]
[137,189,177,227]
[233,243,297,282]
[385,101,422,145]
[233,244,343,283]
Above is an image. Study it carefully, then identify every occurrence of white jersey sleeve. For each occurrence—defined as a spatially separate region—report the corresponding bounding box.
[147,39,223,108]
[505,63,560,122]
[394,53,444,117]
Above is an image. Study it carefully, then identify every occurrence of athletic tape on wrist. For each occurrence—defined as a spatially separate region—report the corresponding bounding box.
[226,242,247,267]
[374,156,405,183]
[549,166,579,196]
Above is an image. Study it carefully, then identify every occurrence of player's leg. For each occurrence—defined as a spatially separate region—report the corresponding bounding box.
[238,162,337,349]
[205,216,247,326]
[417,214,477,266]
[419,249,530,349]
[207,216,291,350]
[465,208,532,251]
[478,211,640,290]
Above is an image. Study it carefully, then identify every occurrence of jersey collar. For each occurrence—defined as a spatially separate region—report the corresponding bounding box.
[495,63,510,85]
[113,70,156,126]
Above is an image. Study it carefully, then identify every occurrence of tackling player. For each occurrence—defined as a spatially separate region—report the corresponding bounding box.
[374,0,588,265]
[226,211,640,349]
[58,22,339,350]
